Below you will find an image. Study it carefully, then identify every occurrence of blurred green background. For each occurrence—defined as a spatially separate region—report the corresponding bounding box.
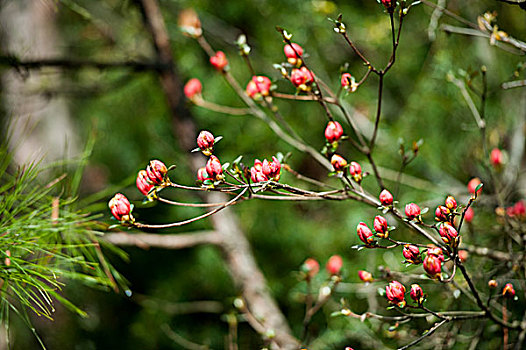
[1,0,525,349]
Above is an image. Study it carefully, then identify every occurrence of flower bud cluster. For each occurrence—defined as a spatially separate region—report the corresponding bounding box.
[423,247,443,279]
[250,157,282,183]
[108,193,133,223]
[385,280,406,307]
[246,75,272,100]
[341,73,358,92]
[136,159,169,197]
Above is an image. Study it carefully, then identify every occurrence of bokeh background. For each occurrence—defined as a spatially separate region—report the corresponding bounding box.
[1,0,525,349]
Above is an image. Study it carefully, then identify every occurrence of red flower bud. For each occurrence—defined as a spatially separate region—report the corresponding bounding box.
[326,255,343,275]
[488,279,498,289]
[197,130,215,156]
[262,156,281,181]
[445,195,457,210]
[458,250,468,263]
[290,67,314,91]
[357,222,375,246]
[206,155,223,181]
[250,159,269,183]
[427,247,444,261]
[410,284,424,305]
[146,160,168,185]
[405,203,421,220]
[423,253,442,279]
[435,205,450,222]
[374,215,388,238]
[467,177,482,194]
[341,73,357,92]
[246,75,272,99]
[210,51,228,71]
[349,161,362,183]
[324,121,344,143]
[379,189,393,206]
[502,283,515,299]
[331,154,348,172]
[358,270,373,283]
[403,244,422,264]
[283,43,303,65]
[509,200,526,218]
[184,78,202,99]
[303,258,320,279]
[136,170,154,196]
[197,167,211,182]
[464,207,474,223]
[108,193,132,221]
[439,222,459,247]
[385,281,406,307]
[490,148,503,167]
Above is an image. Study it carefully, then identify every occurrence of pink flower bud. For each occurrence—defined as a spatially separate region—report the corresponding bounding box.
[210,51,228,71]
[511,200,526,218]
[136,170,154,196]
[349,161,362,183]
[290,67,314,91]
[324,121,344,143]
[385,281,406,307]
[427,247,444,261]
[326,255,343,275]
[464,207,474,223]
[246,75,272,99]
[184,78,202,99]
[303,258,320,279]
[331,154,348,172]
[488,280,498,289]
[374,215,388,238]
[403,244,422,264]
[197,167,211,182]
[358,270,373,283]
[410,284,424,305]
[262,156,281,181]
[467,177,482,194]
[423,253,442,279]
[445,195,457,210]
[502,283,515,298]
[357,222,375,246]
[379,189,393,206]
[439,222,459,247]
[250,159,268,183]
[341,73,357,92]
[283,43,304,65]
[458,250,468,263]
[197,130,215,156]
[206,155,223,181]
[405,203,421,220]
[146,160,168,185]
[490,148,503,167]
[108,193,132,221]
[435,205,450,222]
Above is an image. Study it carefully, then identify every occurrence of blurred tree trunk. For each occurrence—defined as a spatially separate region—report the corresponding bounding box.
[1,0,79,165]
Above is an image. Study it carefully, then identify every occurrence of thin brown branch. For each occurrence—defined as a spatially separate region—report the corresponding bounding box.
[103,231,222,249]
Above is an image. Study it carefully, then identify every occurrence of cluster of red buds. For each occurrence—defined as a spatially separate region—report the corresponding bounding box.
[409,284,425,305]
[341,73,358,92]
[505,200,525,219]
[423,247,444,279]
[503,283,515,298]
[195,131,224,185]
[357,215,392,245]
[331,154,348,173]
[246,75,272,100]
[136,159,169,197]
[290,66,314,91]
[301,255,344,280]
[250,157,282,183]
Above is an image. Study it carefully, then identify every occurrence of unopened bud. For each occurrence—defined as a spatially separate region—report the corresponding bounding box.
[210,51,228,71]
[108,193,133,222]
[358,270,373,283]
[379,189,394,206]
[326,255,343,275]
[374,215,388,238]
[445,195,457,210]
[283,43,303,66]
[197,130,215,156]
[502,283,515,299]
[331,154,348,172]
[488,279,498,289]
[146,160,168,185]
[357,222,375,246]
[324,121,344,143]
[405,203,421,220]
